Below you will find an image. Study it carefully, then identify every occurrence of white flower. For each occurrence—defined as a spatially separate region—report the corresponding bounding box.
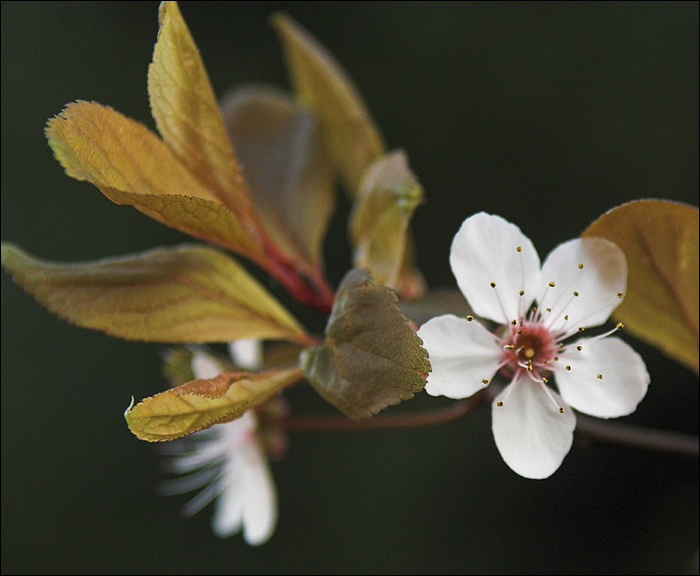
[161,339,278,545]
[417,213,650,479]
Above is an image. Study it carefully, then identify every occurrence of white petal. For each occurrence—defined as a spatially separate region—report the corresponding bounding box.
[492,379,576,479]
[228,339,263,370]
[213,439,277,546]
[555,337,649,418]
[450,212,541,324]
[417,315,502,399]
[239,440,278,546]
[192,351,223,379]
[540,238,626,332]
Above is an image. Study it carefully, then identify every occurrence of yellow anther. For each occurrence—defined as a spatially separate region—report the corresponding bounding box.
[578,263,584,269]
[565,365,571,370]
[573,291,579,297]
[616,322,624,329]
[466,315,473,321]
[542,377,549,384]
[490,281,496,288]
[516,246,522,252]
[578,326,585,332]
[519,290,524,296]
[496,401,504,407]
[481,378,488,384]
[559,407,565,414]
[549,281,556,287]
[577,345,583,351]
[597,374,603,380]
[511,319,517,326]
[617,292,624,298]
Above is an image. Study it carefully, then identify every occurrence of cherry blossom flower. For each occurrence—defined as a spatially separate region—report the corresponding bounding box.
[161,340,278,545]
[417,213,650,479]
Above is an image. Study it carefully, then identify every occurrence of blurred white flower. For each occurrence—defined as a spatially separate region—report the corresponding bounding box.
[161,339,278,545]
[418,213,649,479]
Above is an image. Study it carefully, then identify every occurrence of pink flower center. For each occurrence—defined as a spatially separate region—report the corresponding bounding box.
[500,320,558,380]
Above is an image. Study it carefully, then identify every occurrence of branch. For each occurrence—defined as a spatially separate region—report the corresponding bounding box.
[575,414,699,458]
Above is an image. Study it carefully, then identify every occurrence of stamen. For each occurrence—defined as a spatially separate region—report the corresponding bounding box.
[573,291,579,297]
[578,326,585,332]
[617,292,623,298]
[566,365,571,370]
[496,401,503,407]
[597,374,603,379]
[489,280,513,325]
[577,345,583,351]
[466,316,473,321]
[519,290,524,296]
[537,379,565,413]
[581,322,625,345]
[481,378,489,384]
[578,263,584,269]
[549,281,556,287]
[511,319,517,326]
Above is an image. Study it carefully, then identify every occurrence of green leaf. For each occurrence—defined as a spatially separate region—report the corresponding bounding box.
[300,269,431,419]
[125,368,303,441]
[45,101,268,265]
[1,242,311,345]
[149,1,260,232]
[349,150,424,291]
[271,13,385,197]
[220,85,335,278]
[582,200,699,373]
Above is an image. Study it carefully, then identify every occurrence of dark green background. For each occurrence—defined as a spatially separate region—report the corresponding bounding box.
[2,2,698,574]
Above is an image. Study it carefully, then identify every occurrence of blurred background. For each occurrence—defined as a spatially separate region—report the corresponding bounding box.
[2,2,698,574]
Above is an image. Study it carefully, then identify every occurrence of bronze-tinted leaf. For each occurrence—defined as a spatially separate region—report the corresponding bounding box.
[1,242,311,345]
[125,368,303,441]
[220,85,335,278]
[300,269,431,419]
[149,1,259,232]
[582,200,699,373]
[349,150,424,292]
[272,13,385,197]
[45,101,268,264]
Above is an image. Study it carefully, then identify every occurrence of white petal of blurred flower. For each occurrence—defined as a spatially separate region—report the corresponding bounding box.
[162,341,278,545]
[418,212,649,479]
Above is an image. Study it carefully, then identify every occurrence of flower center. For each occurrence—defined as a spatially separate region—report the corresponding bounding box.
[501,321,557,378]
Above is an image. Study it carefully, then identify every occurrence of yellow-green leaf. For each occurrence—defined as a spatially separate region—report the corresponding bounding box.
[272,13,385,197]
[149,1,259,231]
[125,368,303,441]
[300,269,431,419]
[349,150,424,291]
[1,242,311,345]
[582,200,699,373]
[220,85,335,277]
[394,234,428,300]
[45,101,268,264]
